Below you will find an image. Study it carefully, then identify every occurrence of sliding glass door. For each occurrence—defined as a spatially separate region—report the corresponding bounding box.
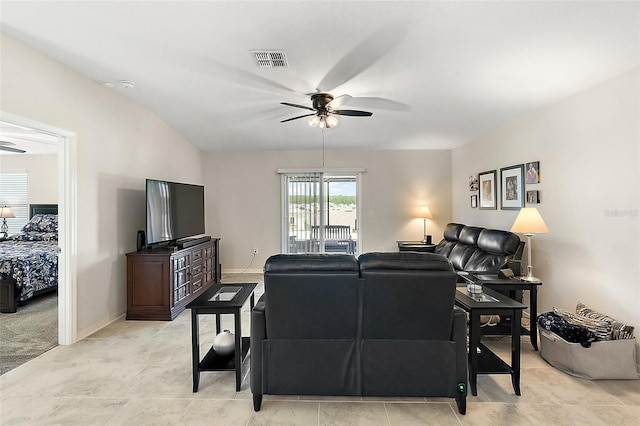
[281,172,359,254]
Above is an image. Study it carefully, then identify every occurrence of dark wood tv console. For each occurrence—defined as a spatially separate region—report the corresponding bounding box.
[126,238,220,320]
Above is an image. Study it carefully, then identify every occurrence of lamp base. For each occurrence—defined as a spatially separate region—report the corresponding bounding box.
[422,235,432,245]
[1,219,8,238]
[520,274,541,283]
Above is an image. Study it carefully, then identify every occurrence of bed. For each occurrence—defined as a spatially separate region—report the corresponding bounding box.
[0,204,58,313]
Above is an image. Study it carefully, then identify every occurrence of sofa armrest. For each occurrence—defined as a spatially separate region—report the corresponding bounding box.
[250,294,266,394]
[452,307,468,395]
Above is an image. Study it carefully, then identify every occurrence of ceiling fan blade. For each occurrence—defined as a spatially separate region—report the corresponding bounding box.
[281,113,316,123]
[348,97,410,112]
[332,109,373,117]
[0,146,26,153]
[0,140,17,146]
[327,94,352,110]
[281,102,316,112]
[316,26,407,92]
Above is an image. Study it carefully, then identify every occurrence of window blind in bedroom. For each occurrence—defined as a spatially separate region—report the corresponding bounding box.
[0,172,28,235]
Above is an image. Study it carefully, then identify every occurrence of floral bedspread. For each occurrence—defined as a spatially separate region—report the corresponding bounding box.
[0,238,59,302]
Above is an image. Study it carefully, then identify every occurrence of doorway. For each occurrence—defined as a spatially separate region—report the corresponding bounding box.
[0,112,77,345]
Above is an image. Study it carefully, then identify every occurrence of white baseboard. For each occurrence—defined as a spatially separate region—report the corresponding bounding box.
[222,268,264,275]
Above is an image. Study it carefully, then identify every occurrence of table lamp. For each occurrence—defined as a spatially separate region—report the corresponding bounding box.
[1,206,15,238]
[417,206,433,244]
[510,207,549,282]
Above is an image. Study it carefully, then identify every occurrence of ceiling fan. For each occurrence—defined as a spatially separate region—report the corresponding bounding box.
[280,93,373,129]
[0,141,26,154]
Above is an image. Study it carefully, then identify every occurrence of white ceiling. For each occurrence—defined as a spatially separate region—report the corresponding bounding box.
[1,1,638,153]
[0,121,59,156]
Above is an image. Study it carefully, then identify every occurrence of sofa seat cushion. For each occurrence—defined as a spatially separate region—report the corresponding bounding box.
[464,251,509,272]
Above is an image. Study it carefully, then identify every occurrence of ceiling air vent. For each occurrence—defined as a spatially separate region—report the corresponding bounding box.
[250,50,288,68]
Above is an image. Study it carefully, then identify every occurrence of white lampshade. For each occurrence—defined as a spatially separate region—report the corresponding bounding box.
[0,206,15,219]
[511,207,549,234]
[417,206,433,219]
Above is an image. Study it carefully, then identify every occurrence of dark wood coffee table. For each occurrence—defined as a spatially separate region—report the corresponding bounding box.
[186,282,257,392]
[455,286,526,396]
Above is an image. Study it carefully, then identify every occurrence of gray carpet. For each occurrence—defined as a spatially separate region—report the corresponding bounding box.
[0,291,58,375]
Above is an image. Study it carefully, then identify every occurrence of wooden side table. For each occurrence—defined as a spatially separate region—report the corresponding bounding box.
[186,282,257,392]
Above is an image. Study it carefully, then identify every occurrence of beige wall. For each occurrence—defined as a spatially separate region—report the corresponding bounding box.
[203,149,451,272]
[451,68,640,361]
[0,154,58,205]
[1,34,204,338]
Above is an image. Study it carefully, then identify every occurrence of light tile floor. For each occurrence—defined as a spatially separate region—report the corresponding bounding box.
[1,273,639,425]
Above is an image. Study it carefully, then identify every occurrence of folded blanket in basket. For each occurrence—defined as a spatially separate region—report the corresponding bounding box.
[576,302,634,340]
[553,307,611,341]
[537,311,597,348]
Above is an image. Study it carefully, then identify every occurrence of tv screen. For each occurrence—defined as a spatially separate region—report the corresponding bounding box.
[146,179,205,246]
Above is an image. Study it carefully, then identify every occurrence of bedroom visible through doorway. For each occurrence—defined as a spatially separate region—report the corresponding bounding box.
[0,114,77,348]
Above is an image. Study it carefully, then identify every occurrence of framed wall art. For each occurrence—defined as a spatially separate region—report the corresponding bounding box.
[478,170,497,210]
[469,174,478,191]
[470,195,478,208]
[525,161,540,184]
[526,190,540,204]
[500,164,525,210]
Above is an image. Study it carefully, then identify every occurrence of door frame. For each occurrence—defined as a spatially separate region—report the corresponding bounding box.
[1,111,78,345]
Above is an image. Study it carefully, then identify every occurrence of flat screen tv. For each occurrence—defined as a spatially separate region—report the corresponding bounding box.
[146,179,205,246]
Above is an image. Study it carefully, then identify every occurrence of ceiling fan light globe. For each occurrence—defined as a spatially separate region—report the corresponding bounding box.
[308,115,320,127]
[325,115,339,128]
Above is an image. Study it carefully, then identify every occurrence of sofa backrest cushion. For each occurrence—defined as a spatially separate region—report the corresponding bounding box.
[477,229,520,255]
[358,252,457,341]
[434,223,464,258]
[264,254,360,340]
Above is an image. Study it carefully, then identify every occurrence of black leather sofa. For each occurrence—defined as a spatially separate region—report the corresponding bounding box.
[434,223,524,276]
[250,252,468,414]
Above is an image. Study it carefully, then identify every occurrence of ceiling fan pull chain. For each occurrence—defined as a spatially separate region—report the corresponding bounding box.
[322,128,325,167]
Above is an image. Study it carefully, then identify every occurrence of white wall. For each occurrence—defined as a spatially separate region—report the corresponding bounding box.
[1,34,204,339]
[0,154,58,204]
[203,149,451,272]
[451,68,640,361]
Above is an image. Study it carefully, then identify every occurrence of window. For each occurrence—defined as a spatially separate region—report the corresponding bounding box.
[280,170,361,254]
[0,172,28,235]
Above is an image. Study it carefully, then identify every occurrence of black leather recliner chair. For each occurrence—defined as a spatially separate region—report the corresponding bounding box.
[358,252,467,414]
[251,252,467,415]
[251,254,361,408]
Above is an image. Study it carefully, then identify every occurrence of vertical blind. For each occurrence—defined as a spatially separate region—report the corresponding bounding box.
[0,173,28,235]
[282,172,324,253]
